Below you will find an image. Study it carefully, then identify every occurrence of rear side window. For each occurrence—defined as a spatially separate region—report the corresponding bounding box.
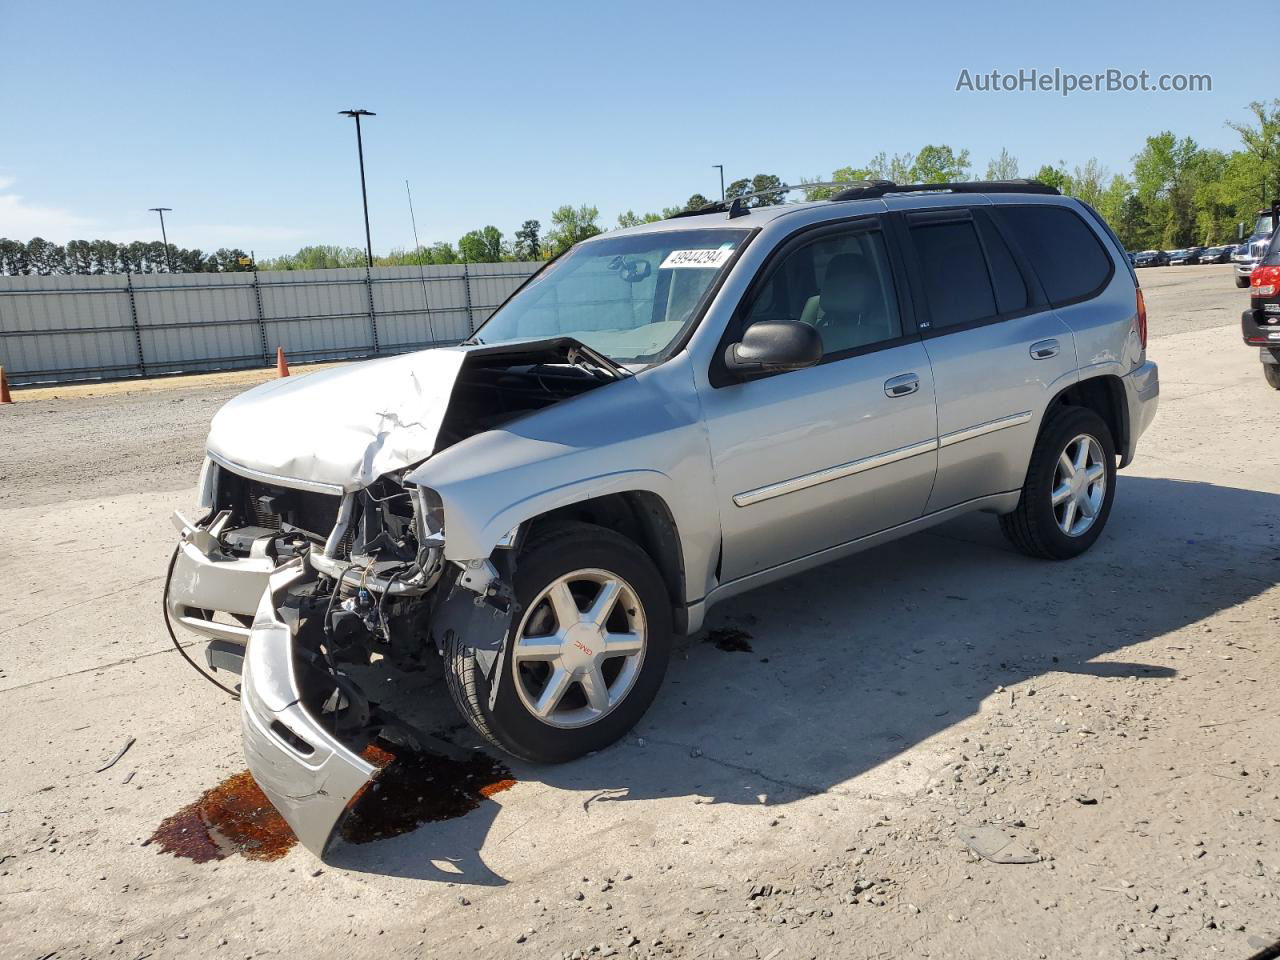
[909,220,997,329]
[975,214,1028,313]
[995,205,1113,305]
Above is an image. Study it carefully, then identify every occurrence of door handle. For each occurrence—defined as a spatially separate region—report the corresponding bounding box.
[1030,338,1060,360]
[884,373,920,398]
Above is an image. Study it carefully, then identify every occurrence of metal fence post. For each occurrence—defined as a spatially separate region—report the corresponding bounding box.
[463,263,474,334]
[365,266,380,355]
[124,271,147,377]
[252,268,269,365]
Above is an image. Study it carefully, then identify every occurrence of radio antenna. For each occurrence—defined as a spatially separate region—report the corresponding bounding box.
[405,179,437,346]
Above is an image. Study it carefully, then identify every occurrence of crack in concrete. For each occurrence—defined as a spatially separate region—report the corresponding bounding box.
[635,735,831,798]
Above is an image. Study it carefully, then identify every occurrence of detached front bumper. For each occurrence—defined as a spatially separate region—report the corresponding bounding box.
[240,560,379,857]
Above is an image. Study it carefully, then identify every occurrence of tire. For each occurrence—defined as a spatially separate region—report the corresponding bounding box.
[999,406,1117,561]
[444,522,671,763]
[1236,275,1251,289]
[1264,364,1280,390]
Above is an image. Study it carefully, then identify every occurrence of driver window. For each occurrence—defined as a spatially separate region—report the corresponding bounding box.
[745,229,902,357]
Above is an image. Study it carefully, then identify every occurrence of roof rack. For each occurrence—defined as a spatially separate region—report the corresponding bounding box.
[830,178,1059,201]
[662,178,1060,222]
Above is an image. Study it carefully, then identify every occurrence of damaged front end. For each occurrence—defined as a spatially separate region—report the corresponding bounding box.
[166,462,519,855]
[165,338,617,854]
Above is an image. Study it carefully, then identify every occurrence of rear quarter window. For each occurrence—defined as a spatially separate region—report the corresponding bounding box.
[994,205,1114,306]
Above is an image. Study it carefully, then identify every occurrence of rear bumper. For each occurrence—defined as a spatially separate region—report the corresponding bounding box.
[1120,360,1159,467]
[1242,308,1280,347]
[239,560,378,857]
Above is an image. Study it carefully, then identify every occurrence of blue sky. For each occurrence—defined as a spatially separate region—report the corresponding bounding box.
[1,0,1256,257]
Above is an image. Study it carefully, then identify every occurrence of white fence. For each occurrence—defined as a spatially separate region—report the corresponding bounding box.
[0,261,542,385]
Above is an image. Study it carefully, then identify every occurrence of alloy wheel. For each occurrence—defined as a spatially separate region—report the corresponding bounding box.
[1051,433,1107,537]
[510,568,647,729]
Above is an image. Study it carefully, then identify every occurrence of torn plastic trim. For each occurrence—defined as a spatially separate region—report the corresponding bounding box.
[240,559,378,857]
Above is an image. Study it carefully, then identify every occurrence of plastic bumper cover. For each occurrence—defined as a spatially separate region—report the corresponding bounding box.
[1120,360,1159,466]
[166,512,276,657]
[240,561,377,857]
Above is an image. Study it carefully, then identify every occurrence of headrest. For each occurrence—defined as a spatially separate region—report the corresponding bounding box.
[819,253,876,316]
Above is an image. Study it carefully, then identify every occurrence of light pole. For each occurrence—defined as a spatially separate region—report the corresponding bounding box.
[339,109,377,268]
[149,207,173,272]
[712,164,725,201]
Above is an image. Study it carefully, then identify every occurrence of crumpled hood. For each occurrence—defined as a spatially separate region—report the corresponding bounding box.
[206,347,473,492]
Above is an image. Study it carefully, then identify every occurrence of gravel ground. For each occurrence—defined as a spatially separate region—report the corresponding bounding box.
[0,263,1276,960]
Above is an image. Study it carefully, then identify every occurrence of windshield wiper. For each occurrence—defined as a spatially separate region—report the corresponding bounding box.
[566,343,631,380]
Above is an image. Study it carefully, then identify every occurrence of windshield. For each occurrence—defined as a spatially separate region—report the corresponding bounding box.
[472,228,751,363]
[1252,214,1275,238]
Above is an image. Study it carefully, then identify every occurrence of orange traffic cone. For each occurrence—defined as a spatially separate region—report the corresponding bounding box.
[0,365,12,404]
[276,347,290,378]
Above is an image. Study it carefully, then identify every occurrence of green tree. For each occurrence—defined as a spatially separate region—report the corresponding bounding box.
[909,145,970,183]
[984,148,1019,181]
[1069,158,1109,210]
[685,193,712,211]
[458,225,504,262]
[1132,132,1200,247]
[867,151,915,182]
[514,219,542,259]
[724,174,785,207]
[546,204,602,255]
[1033,163,1072,194]
[1227,99,1280,210]
[802,165,876,201]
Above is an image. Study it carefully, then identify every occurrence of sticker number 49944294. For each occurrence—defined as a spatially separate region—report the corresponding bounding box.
[660,248,734,270]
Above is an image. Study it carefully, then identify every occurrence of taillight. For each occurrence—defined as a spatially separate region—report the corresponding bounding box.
[1251,264,1280,297]
[1135,287,1148,349]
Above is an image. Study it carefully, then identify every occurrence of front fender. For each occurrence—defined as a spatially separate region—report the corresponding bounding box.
[405,355,721,605]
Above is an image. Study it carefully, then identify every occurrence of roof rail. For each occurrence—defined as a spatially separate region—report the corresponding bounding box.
[830,178,1060,201]
[660,178,1061,222]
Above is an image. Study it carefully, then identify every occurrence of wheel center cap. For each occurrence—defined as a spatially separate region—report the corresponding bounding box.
[561,623,603,675]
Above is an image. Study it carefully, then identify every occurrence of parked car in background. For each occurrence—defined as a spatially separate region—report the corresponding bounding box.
[1167,247,1203,266]
[165,179,1159,858]
[1241,230,1280,389]
[1232,209,1277,288]
[1199,246,1231,264]
[1134,250,1168,267]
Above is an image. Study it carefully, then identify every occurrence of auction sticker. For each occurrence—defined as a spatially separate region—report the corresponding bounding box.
[661,248,734,269]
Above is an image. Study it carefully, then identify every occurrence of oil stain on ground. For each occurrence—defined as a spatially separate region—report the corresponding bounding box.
[706,626,754,653]
[146,745,515,863]
[145,770,294,863]
[340,743,514,845]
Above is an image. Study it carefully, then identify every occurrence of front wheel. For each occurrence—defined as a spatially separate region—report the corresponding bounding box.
[444,523,671,763]
[1236,275,1251,289]
[1000,406,1117,560]
[1264,364,1280,390]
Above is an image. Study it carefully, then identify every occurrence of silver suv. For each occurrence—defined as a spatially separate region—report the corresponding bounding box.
[165,180,1159,856]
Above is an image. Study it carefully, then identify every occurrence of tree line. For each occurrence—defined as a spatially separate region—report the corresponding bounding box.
[4,100,1275,276]
[0,238,253,277]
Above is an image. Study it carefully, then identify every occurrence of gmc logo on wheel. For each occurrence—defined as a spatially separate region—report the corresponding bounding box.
[573,639,594,656]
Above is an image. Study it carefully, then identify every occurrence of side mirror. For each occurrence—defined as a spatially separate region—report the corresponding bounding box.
[723,320,823,377]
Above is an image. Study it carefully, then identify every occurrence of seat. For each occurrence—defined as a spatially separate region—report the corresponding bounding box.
[800,253,896,353]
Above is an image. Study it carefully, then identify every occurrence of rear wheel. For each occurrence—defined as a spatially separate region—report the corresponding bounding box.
[1000,406,1117,560]
[444,523,671,763]
[1264,364,1280,390]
